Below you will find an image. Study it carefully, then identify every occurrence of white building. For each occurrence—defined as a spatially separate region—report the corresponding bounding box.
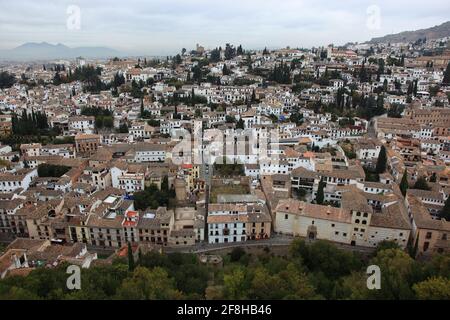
[0,169,38,193]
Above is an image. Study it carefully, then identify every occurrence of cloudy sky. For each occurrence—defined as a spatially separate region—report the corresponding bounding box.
[0,0,449,55]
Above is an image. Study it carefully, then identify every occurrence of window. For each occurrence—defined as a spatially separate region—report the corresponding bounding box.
[426,232,432,239]
[285,214,288,220]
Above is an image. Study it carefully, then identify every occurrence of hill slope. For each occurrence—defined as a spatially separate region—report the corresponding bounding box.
[368,21,450,44]
[0,42,121,61]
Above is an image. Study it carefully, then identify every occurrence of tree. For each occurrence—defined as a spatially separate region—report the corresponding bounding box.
[127,242,135,271]
[133,183,175,210]
[368,249,416,299]
[117,267,182,299]
[269,62,291,84]
[375,145,387,174]
[194,109,203,118]
[413,176,431,191]
[440,196,450,221]
[359,62,369,83]
[383,79,388,92]
[174,54,182,65]
[442,62,450,85]
[192,65,202,83]
[400,169,408,197]
[413,277,450,300]
[251,89,256,102]
[225,115,236,123]
[113,72,125,87]
[249,265,318,300]
[222,64,230,76]
[223,267,247,299]
[209,48,221,63]
[224,43,236,60]
[429,173,437,183]
[230,247,246,262]
[140,99,145,117]
[0,71,16,89]
[374,240,400,256]
[316,177,326,204]
[236,45,244,56]
[236,118,245,129]
[53,72,62,86]
[37,164,70,177]
[334,271,370,299]
[118,123,129,133]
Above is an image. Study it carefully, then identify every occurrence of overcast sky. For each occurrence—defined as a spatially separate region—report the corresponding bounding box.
[0,0,449,55]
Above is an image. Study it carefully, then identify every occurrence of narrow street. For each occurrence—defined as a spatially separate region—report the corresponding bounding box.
[164,234,376,255]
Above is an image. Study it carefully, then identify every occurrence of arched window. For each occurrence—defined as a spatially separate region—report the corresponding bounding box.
[355,219,360,224]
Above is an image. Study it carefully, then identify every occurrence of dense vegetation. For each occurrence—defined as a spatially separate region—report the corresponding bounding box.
[213,157,245,176]
[53,65,107,93]
[12,110,50,136]
[0,71,16,89]
[0,240,448,300]
[37,164,71,177]
[133,177,176,210]
[81,107,114,130]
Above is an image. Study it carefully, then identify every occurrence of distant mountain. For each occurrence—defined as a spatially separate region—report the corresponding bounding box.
[368,21,450,44]
[0,42,121,61]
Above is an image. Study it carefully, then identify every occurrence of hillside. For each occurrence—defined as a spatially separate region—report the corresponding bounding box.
[0,42,121,61]
[368,21,450,44]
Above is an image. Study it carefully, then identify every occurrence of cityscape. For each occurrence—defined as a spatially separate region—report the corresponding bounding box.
[0,1,449,304]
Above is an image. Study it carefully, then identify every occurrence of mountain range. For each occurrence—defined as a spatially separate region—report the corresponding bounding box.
[1,21,450,61]
[0,42,121,61]
[368,21,450,44]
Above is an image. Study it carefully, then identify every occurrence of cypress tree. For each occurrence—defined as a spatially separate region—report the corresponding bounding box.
[127,242,135,271]
[140,99,144,117]
[442,62,450,85]
[316,177,326,205]
[440,196,450,221]
[376,145,387,174]
[400,169,408,197]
